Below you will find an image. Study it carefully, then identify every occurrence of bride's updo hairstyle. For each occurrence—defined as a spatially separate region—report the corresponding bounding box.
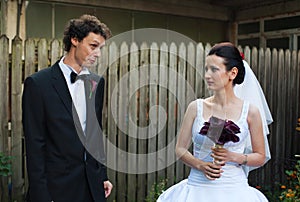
[208,42,245,85]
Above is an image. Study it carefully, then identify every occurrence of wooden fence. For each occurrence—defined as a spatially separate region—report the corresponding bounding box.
[0,34,299,201]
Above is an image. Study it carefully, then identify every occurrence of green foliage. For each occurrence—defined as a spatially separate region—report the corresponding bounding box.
[145,179,168,202]
[278,160,300,201]
[0,152,12,177]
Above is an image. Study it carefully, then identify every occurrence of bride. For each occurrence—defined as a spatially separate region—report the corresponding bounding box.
[157,42,272,202]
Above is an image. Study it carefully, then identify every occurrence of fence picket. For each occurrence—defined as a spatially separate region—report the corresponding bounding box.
[157,42,168,181]
[11,36,24,202]
[127,42,139,202]
[50,39,61,65]
[137,42,149,200]
[176,43,186,182]
[37,38,48,70]
[195,42,205,98]
[166,43,177,187]
[24,38,36,78]
[0,35,9,202]
[147,42,159,192]
[107,42,118,201]
[117,42,129,202]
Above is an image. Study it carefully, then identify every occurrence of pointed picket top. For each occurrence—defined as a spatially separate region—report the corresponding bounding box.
[265,48,271,62]
[204,43,212,56]
[244,46,251,63]
[130,42,139,69]
[109,41,119,68]
[140,42,149,52]
[0,34,9,67]
[0,34,9,43]
[120,41,129,58]
[251,46,258,74]
[24,38,36,78]
[150,42,159,51]
[50,39,61,65]
[159,42,168,84]
[160,42,169,70]
[150,42,159,66]
[160,42,168,54]
[37,38,48,70]
[196,42,205,77]
[271,48,278,60]
[259,47,265,66]
[178,42,186,59]
[97,45,108,76]
[187,42,195,67]
[169,42,177,56]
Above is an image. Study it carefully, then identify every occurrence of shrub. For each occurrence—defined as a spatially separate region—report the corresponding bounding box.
[145,179,168,202]
[0,153,12,177]
[278,160,300,201]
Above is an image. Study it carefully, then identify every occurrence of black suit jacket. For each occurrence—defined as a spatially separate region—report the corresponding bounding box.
[22,61,108,202]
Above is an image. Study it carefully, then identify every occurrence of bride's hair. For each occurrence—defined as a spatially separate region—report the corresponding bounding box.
[208,42,245,85]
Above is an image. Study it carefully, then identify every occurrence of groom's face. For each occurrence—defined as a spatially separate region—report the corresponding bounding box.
[73,32,106,68]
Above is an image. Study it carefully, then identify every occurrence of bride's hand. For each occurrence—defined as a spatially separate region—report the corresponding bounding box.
[198,161,223,180]
[211,146,231,165]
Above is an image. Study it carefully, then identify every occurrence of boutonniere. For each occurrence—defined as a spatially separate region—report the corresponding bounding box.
[88,79,98,99]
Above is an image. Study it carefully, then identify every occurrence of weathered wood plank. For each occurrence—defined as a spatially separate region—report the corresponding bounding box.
[195,43,205,98]
[11,36,24,202]
[0,34,10,202]
[50,39,61,65]
[137,42,149,201]
[37,38,48,70]
[166,43,177,187]
[204,43,211,97]
[147,42,159,191]
[107,42,118,201]
[24,38,36,78]
[117,42,129,202]
[176,42,186,182]
[157,42,168,180]
[127,42,139,202]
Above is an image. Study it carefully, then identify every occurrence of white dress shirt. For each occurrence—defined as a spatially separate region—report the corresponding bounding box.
[59,57,90,132]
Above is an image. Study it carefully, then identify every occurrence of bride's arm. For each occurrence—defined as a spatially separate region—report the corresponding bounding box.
[245,104,266,166]
[175,101,222,179]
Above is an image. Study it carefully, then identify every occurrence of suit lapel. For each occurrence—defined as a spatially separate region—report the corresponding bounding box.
[51,62,73,116]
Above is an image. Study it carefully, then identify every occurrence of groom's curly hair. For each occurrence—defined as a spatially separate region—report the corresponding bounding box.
[63,14,112,52]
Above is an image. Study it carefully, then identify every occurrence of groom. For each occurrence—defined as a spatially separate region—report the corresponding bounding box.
[22,14,113,202]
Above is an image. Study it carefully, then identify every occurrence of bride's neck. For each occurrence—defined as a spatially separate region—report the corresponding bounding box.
[211,91,236,107]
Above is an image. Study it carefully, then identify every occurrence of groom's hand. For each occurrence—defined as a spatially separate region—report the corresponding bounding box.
[103,180,113,198]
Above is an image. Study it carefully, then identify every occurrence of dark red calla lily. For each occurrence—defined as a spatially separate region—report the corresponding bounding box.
[199,116,240,145]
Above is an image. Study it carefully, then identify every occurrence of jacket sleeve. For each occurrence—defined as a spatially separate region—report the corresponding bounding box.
[22,77,52,202]
[95,77,108,181]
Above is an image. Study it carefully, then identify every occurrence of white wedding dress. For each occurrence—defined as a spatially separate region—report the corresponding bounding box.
[157,99,268,202]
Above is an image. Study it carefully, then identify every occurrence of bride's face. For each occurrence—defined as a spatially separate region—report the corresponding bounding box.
[204,55,231,91]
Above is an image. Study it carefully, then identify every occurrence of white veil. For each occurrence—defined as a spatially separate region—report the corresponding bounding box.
[234,60,273,176]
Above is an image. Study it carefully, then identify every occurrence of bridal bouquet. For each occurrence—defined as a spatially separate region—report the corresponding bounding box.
[199,116,240,164]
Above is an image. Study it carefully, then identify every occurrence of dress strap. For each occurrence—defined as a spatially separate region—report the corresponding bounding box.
[196,99,203,120]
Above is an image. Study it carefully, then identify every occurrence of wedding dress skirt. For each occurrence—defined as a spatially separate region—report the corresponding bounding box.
[157,165,268,202]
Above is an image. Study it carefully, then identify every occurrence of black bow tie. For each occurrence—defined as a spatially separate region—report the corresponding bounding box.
[70,72,89,83]
[70,71,77,83]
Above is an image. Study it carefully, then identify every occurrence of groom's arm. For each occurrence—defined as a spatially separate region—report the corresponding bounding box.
[22,76,52,202]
